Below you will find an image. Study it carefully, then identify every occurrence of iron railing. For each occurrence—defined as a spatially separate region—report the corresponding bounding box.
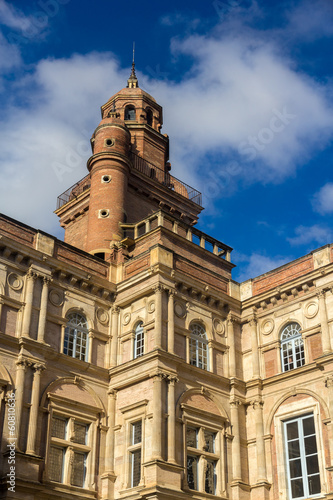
[130,152,202,206]
[56,153,202,210]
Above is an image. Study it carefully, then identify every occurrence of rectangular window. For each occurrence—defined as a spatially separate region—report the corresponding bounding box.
[187,455,198,490]
[49,415,90,489]
[130,420,142,487]
[204,431,216,453]
[284,414,321,499]
[49,447,64,483]
[186,427,198,448]
[205,460,217,494]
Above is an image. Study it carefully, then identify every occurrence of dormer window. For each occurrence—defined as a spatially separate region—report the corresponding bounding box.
[146,108,153,126]
[125,105,136,120]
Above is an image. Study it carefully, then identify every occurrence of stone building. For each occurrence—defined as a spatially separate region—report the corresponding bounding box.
[0,65,333,500]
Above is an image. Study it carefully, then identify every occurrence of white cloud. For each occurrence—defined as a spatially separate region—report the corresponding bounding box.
[0,2,333,236]
[285,0,333,41]
[234,252,290,282]
[287,224,332,246]
[0,0,32,31]
[312,183,333,215]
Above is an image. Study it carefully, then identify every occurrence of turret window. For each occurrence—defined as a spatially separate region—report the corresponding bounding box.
[134,322,144,358]
[146,108,153,126]
[125,105,136,120]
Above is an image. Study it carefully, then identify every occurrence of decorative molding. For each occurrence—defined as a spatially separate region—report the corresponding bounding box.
[7,273,23,291]
[213,317,225,336]
[122,312,131,326]
[261,318,275,335]
[49,289,64,307]
[96,307,109,325]
[304,301,319,319]
[147,300,155,313]
[174,301,186,318]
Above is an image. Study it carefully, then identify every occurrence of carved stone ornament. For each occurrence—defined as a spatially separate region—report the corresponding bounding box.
[213,318,225,336]
[174,301,186,318]
[7,272,23,291]
[96,307,109,325]
[49,289,64,307]
[123,312,131,326]
[261,318,275,335]
[304,301,319,319]
[147,300,155,313]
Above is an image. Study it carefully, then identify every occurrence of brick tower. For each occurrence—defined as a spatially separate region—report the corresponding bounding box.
[55,64,202,259]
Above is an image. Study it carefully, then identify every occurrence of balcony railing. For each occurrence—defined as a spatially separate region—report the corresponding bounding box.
[130,152,202,206]
[120,210,233,261]
[56,153,202,210]
[56,174,91,210]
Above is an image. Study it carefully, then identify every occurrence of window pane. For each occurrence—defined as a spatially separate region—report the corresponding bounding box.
[135,323,144,358]
[49,447,64,482]
[291,478,304,498]
[51,417,67,440]
[71,452,86,487]
[205,460,216,494]
[308,474,321,495]
[303,416,315,436]
[189,338,197,366]
[187,456,198,490]
[286,422,299,441]
[289,459,302,479]
[204,431,215,453]
[73,422,88,445]
[288,440,300,459]
[304,435,317,456]
[186,428,197,448]
[132,421,142,445]
[306,454,320,475]
[131,449,141,487]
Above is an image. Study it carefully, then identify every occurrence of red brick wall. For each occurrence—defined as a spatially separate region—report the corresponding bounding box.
[264,348,278,377]
[307,333,323,362]
[253,255,314,295]
[64,213,88,251]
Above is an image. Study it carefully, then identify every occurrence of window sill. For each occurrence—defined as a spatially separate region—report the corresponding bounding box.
[43,480,96,496]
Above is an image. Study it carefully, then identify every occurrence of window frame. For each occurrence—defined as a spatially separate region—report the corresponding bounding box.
[63,312,89,362]
[183,413,223,496]
[47,411,93,489]
[189,322,209,370]
[280,322,305,372]
[133,322,144,359]
[283,414,321,499]
[273,398,325,500]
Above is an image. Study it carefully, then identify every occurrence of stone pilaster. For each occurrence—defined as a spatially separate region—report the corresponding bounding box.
[153,285,163,350]
[21,270,38,338]
[0,298,3,331]
[317,289,332,354]
[227,314,237,378]
[230,398,242,482]
[105,389,117,472]
[167,289,176,354]
[152,373,165,460]
[325,376,333,467]
[37,276,51,343]
[250,315,260,378]
[14,358,30,450]
[167,376,178,464]
[252,400,267,482]
[26,363,45,454]
[110,306,120,367]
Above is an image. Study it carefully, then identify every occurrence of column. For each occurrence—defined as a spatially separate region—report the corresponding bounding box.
[250,316,260,378]
[21,270,38,337]
[252,400,267,482]
[26,363,45,454]
[37,276,51,343]
[110,306,120,368]
[208,340,214,372]
[88,332,94,363]
[153,285,163,350]
[167,289,175,354]
[14,358,29,450]
[317,289,332,354]
[0,298,3,331]
[152,373,164,460]
[325,376,333,467]
[186,336,190,363]
[230,398,242,482]
[167,376,178,464]
[105,389,117,472]
[227,314,236,378]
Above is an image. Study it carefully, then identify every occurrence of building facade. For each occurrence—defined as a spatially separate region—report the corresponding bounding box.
[0,67,333,500]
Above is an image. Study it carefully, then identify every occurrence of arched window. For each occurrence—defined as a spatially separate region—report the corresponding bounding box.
[281,322,304,372]
[189,323,208,370]
[125,105,136,120]
[146,108,153,126]
[64,312,89,362]
[134,321,144,359]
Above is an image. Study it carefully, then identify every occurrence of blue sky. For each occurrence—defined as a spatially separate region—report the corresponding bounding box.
[0,0,333,282]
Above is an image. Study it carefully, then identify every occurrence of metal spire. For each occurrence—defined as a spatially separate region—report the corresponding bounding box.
[127,42,139,88]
